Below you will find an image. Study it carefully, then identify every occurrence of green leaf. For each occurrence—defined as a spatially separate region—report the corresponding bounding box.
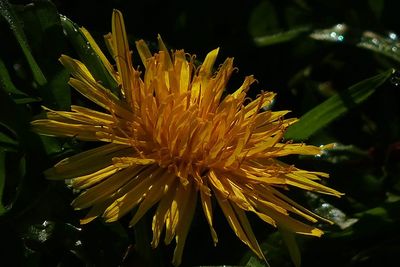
[0,57,40,105]
[279,227,301,267]
[285,69,393,140]
[0,57,25,95]
[60,15,119,95]
[0,122,18,152]
[248,0,280,38]
[18,1,71,109]
[0,0,47,85]
[254,26,311,46]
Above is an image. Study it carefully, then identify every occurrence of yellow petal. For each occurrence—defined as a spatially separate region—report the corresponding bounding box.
[102,165,161,221]
[111,9,133,103]
[151,180,177,248]
[129,171,176,227]
[172,183,197,266]
[72,165,145,209]
[71,165,121,189]
[31,119,131,144]
[285,172,343,197]
[199,48,219,77]
[80,199,114,224]
[231,75,256,98]
[71,105,115,124]
[231,203,265,261]
[44,143,131,179]
[135,39,152,68]
[157,34,173,70]
[261,201,324,237]
[112,156,156,167]
[200,186,218,245]
[80,26,117,81]
[214,192,263,259]
[164,181,190,245]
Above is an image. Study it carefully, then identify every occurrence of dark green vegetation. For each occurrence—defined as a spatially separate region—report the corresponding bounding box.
[1,0,400,266]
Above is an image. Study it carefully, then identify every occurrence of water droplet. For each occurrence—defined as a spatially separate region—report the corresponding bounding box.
[390,70,400,86]
[388,32,398,40]
[310,23,348,43]
[372,38,379,45]
[13,63,22,72]
[60,14,67,21]
[307,193,358,230]
[27,220,56,243]
[335,24,345,30]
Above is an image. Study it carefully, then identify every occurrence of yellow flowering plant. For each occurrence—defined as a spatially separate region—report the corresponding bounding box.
[31,9,344,266]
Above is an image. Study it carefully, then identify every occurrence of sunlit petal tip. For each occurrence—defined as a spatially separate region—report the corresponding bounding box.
[135,39,152,67]
[80,217,96,224]
[309,228,324,237]
[58,53,69,62]
[321,143,336,150]
[112,8,123,17]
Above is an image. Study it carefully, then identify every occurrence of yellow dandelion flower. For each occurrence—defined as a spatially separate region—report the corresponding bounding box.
[32,10,342,266]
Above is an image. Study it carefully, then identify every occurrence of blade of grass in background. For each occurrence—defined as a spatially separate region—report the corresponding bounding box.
[255,23,400,63]
[285,69,393,141]
[0,0,47,85]
[254,26,311,46]
[310,24,400,63]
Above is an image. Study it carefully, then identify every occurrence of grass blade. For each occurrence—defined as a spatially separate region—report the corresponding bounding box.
[285,69,393,140]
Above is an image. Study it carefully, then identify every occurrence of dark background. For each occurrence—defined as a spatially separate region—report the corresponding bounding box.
[1,0,400,266]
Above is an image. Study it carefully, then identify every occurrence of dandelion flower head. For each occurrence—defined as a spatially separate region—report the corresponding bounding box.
[32,10,342,266]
